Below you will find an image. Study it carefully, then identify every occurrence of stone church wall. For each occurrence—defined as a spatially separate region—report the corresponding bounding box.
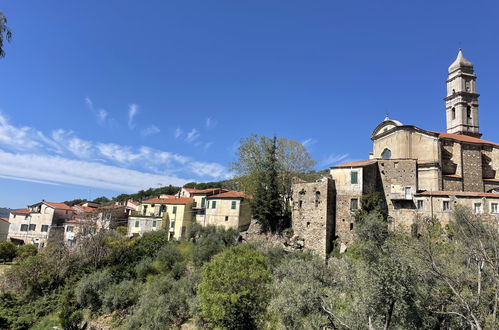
[462,143,484,192]
[443,177,463,191]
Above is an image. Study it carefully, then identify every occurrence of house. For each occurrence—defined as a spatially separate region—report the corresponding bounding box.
[205,191,252,231]
[7,201,76,247]
[128,197,194,239]
[292,50,499,257]
[0,217,9,241]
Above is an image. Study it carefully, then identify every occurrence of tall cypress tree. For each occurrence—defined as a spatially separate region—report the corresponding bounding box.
[252,136,282,232]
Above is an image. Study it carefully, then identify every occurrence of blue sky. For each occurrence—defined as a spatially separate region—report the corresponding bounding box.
[1,1,499,208]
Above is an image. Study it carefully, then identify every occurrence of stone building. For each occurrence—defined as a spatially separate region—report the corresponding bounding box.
[292,49,499,257]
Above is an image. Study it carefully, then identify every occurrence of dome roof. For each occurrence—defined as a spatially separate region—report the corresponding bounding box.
[448,49,473,73]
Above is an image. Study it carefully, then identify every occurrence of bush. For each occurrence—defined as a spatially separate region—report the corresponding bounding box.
[189,225,239,267]
[126,274,198,329]
[74,270,113,312]
[15,244,38,261]
[101,280,140,313]
[155,243,187,279]
[136,230,169,257]
[198,244,271,329]
[0,241,17,262]
[134,257,157,281]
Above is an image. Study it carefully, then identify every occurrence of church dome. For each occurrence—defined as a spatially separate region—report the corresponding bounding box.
[448,49,474,73]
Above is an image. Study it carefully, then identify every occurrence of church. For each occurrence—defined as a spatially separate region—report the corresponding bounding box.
[292,50,499,257]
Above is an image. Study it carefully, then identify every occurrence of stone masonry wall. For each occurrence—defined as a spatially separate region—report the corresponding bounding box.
[462,143,484,192]
[443,177,463,191]
[292,178,335,258]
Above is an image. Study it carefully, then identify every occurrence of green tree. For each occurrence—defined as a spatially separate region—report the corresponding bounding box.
[198,244,271,329]
[0,11,12,58]
[0,241,17,262]
[232,134,315,232]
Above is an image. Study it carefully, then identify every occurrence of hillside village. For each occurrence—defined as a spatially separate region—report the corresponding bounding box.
[2,50,499,260]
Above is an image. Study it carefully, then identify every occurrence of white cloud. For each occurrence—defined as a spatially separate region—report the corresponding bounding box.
[320,153,350,167]
[85,97,109,125]
[141,125,160,136]
[205,117,217,129]
[128,104,138,129]
[188,161,227,179]
[204,142,213,151]
[52,129,93,158]
[174,127,183,139]
[185,128,200,143]
[0,150,188,192]
[301,138,317,148]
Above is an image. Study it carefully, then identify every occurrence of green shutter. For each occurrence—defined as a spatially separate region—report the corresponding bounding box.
[173,206,177,214]
[152,220,157,227]
[201,198,206,208]
[231,201,237,209]
[351,171,358,184]
[212,201,216,209]
[135,221,139,228]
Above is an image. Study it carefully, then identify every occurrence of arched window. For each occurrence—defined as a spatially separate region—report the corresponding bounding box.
[381,148,391,160]
[452,107,456,120]
[467,105,472,119]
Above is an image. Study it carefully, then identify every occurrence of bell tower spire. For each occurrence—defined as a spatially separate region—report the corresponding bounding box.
[445,49,481,138]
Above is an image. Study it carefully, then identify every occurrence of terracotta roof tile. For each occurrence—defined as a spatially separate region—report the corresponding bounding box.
[332,160,377,168]
[484,178,499,183]
[0,217,9,223]
[44,202,74,211]
[142,197,193,205]
[11,208,29,215]
[444,174,462,179]
[207,191,250,199]
[417,190,499,198]
[435,132,499,147]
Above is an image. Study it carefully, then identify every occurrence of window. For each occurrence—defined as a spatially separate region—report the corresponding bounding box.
[491,203,498,214]
[212,201,217,209]
[20,224,28,231]
[443,201,450,211]
[381,148,392,160]
[172,206,177,214]
[66,226,74,232]
[417,200,424,210]
[452,107,456,120]
[41,225,49,232]
[350,198,359,211]
[135,221,140,228]
[349,223,354,231]
[201,198,206,208]
[474,203,483,214]
[160,205,166,214]
[231,201,237,210]
[170,221,175,229]
[298,200,303,208]
[467,105,472,119]
[225,216,229,221]
[143,205,148,216]
[351,171,358,184]
[29,224,36,231]
[152,220,157,227]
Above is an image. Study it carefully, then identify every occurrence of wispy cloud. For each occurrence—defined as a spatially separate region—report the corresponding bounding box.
[185,128,200,143]
[301,138,317,148]
[320,153,350,167]
[128,104,138,129]
[0,113,230,191]
[205,117,217,129]
[174,127,183,139]
[85,97,109,125]
[141,125,160,137]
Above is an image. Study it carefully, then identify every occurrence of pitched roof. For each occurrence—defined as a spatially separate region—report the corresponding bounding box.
[207,191,250,199]
[142,197,193,205]
[416,190,499,198]
[74,205,96,213]
[435,132,499,147]
[332,160,377,168]
[0,217,9,223]
[484,178,499,183]
[11,208,29,215]
[44,202,74,211]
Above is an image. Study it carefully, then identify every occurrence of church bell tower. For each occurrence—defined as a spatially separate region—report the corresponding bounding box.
[445,49,481,138]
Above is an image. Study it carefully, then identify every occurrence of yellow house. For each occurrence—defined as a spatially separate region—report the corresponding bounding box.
[128,197,194,240]
[205,191,252,231]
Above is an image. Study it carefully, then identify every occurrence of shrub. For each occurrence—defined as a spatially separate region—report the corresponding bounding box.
[0,241,17,262]
[136,230,169,257]
[190,225,239,267]
[198,244,271,329]
[126,274,198,329]
[101,279,140,313]
[155,243,186,279]
[74,270,113,312]
[134,257,157,281]
[15,244,38,261]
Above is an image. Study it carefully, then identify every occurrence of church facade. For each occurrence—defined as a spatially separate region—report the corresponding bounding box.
[292,50,499,257]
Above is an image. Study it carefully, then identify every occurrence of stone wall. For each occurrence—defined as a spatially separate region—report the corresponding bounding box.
[462,143,484,192]
[443,176,463,191]
[292,178,335,257]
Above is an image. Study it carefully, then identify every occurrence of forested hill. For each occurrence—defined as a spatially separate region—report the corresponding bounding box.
[0,207,11,218]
